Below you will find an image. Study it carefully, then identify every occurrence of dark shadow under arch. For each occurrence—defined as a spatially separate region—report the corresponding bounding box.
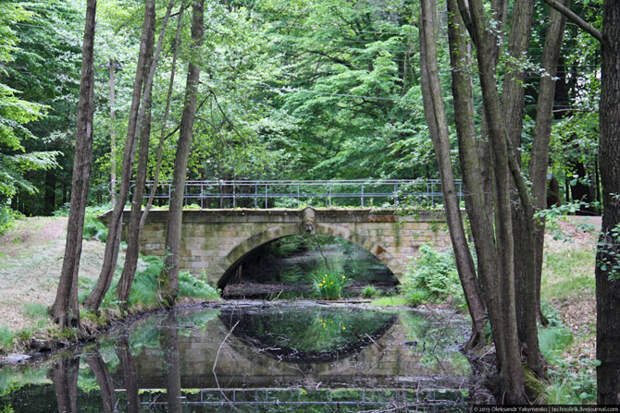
[217,226,399,291]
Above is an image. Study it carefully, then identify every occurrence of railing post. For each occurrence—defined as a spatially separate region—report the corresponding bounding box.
[394,183,399,206]
[328,182,332,207]
[264,183,268,208]
[232,181,236,208]
[218,180,223,208]
[254,183,258,208]
[200,184,204,209]
[297,184,300,208]
[361,183,364,207]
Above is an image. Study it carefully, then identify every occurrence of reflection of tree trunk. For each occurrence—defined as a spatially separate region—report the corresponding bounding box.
[116,336,139,413]
[51,355,80,413]
[84,348,116,413]
[161,312,181,412]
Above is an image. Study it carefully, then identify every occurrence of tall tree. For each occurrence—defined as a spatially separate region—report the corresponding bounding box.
[117,0,177,308]
[159,0,204,305]
[418,0,487,349]
[596,0,619,404]
[84,0,157,311]
[50,0,97,328]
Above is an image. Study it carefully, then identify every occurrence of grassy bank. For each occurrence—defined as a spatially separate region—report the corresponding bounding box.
[0,214,220,355]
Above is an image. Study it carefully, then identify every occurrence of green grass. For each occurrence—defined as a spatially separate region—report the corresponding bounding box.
[542,249,595,300]
[361,285,380,298]
[370,296,408,307]
[21,303,48,320]
[0,326,15,353]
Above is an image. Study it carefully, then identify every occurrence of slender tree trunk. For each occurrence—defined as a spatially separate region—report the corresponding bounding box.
[109,59,117,206]
[419,0,487,349]
[50,0,97,328]
[159,0,204,305]
[140,1,186,230]
[456,0,526,402]
[84,0,156,311]
[597,0,620,404]
[117,0,177,307]
[530,1,567,326]
[44,169,56,215]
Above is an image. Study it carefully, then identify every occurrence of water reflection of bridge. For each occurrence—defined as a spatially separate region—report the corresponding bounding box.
[123,306,469,391]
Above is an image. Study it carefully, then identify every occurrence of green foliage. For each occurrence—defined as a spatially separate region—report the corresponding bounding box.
[545,359,598,404]
[82,205,110,242]
[361,285,380,298]
[370,296,408,307]
[0,205,23,236]
[87,255,220,311]
[400,245,464,308]
[21,303,47,320]
[312,272,348,300]
[0,326,15,353]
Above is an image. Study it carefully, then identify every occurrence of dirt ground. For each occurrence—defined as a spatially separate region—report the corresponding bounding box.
[0,217,106,332]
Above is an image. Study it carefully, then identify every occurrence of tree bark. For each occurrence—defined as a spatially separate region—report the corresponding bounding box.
[596,0,620,404]
[530,1,567,326]
[456,0,527,402]
[140,0,186,230]
[84,0,156,311]
[116,0,176,308]
[159,0,204,305]
[109,59,117,206]
[419,0,487,350]
[50,0,96,328]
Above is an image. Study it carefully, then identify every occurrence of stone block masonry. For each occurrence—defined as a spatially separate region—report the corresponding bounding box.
[104,208,451,287]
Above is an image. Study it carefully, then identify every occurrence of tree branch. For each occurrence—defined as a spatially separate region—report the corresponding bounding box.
[543,0,602,43]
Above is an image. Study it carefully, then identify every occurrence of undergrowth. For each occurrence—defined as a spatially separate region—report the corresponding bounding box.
[80,255,220,317]
[0,206,23,236]
[400,245,465,310]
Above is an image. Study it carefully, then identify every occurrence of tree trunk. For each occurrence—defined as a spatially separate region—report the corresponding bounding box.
[159,0,204,305]
[456,0,527,402]
[530,1,567,326]
[117,0,177,307]
[50,0,97,328]
[596,0,620,404]
[84,0,156,311]
[140,0,186,230]
[109,59,117,206]
[44,169,56,215]
[419,0,487,350]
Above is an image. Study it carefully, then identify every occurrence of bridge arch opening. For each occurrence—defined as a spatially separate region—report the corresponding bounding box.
[218,232,400,298]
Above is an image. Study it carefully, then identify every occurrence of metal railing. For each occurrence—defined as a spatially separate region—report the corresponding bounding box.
[132,179,462,209]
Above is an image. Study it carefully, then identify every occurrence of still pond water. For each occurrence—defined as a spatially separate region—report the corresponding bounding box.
[0,302,471,412]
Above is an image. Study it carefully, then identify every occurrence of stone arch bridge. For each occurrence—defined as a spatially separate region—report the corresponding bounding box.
[113,208,450,287]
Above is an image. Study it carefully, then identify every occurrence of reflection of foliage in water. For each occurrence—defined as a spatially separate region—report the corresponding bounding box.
[224,306,395,355]
[399,311,470,375]
[0,366,49,397]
